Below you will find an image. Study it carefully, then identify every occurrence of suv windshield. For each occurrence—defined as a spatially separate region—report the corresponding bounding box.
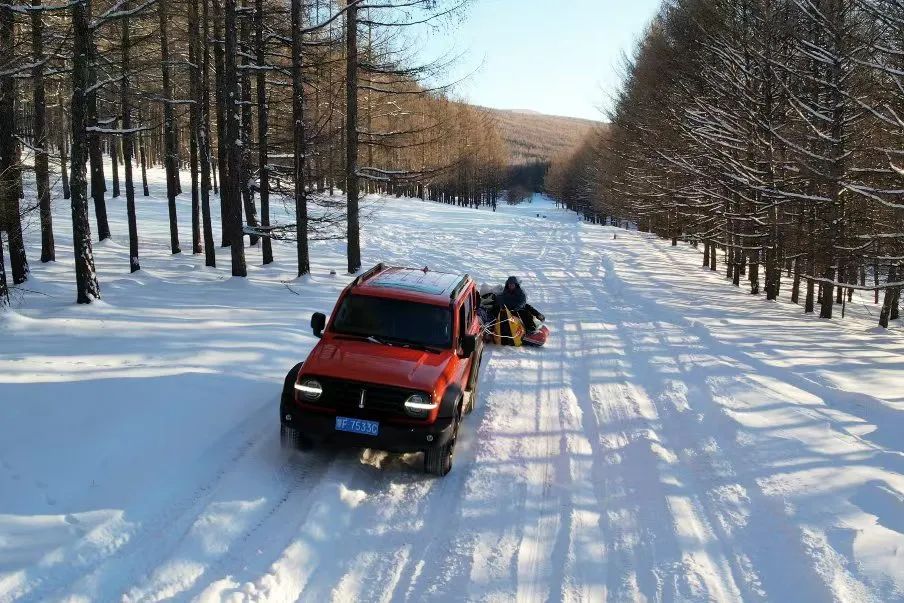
[331,294,452,349]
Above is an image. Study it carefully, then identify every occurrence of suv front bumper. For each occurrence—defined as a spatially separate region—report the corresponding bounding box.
[281,406,456,453]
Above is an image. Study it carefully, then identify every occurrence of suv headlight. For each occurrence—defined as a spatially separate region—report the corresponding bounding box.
[295,379,323,400]
[404,393,437,418]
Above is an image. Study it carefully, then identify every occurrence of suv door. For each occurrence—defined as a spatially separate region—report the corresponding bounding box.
[458,287,481,379]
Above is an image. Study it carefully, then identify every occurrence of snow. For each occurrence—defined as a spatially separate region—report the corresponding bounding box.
[2,168,904,602]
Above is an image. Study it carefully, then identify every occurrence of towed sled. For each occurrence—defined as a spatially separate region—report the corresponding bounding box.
[480,295,550,348]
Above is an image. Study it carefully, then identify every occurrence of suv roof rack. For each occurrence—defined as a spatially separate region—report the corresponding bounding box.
[449,274,470,301]
[352,262,385,286]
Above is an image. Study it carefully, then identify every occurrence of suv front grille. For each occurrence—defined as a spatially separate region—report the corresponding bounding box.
[312,376,425,419]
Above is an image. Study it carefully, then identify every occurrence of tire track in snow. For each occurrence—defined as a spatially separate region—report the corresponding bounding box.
[387,353,498,603]
[561,235,746,602]
[595,237,854,601]
[388,217,601,602]
[613,234,901,600]
[559,246,680,601]
[512,348,569,603]
[18,400,279,603]
[128,444,339,603]
[512,226,610,603]
[190,451,369,602]
[295,393,487,602]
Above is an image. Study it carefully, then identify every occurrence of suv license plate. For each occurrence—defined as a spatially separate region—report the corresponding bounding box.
[335,416,380,436]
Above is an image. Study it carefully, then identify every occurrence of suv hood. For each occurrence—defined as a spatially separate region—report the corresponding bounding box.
[302,338,453,395]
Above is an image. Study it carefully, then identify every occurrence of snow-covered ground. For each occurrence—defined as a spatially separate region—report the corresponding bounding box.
[2,168,904,602]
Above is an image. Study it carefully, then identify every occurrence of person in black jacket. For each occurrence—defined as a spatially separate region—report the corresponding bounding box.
[497,276,545,333]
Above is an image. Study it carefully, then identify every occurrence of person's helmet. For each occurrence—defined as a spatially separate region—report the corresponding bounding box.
[505,276,521,289]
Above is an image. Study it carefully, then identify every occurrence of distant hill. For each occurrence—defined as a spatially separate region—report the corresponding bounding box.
[480,107,603,165]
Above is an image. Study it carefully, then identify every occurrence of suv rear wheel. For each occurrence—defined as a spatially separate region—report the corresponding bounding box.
[424,403,461,476]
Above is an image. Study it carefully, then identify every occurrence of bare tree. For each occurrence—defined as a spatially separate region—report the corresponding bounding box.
[1,4,28,286]
[121,0,140,273]
[70,0,101,303]
[158,0,181,254]
[224,0,247,276]
[31,0,54,263]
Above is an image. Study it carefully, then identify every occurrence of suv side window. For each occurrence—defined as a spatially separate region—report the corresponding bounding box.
[458,292,474,344]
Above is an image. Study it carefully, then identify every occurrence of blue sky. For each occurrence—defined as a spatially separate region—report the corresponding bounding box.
[422,0,662,121]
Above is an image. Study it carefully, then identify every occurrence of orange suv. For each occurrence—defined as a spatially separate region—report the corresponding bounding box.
[280,264,484,476]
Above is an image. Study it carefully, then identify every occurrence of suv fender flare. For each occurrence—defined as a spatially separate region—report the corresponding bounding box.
[438,383,463,419]
[280,362,304,416]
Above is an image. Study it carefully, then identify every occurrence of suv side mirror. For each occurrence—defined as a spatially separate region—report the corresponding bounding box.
[311,312,326,338]
[460,334,477,357]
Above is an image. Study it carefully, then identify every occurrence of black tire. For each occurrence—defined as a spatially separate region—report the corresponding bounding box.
[425,404,461,476]
[280,424,313,451]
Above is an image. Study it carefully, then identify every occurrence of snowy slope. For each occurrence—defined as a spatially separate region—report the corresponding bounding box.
[1,170,903,602]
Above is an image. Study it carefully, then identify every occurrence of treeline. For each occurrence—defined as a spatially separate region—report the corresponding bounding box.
[0,0,506,305]
[550,0,904,328]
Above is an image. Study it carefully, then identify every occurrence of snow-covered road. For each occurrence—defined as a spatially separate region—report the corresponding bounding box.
[2,172,903,602]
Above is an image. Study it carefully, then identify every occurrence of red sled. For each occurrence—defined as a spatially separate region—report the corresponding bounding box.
[523,325,550,347]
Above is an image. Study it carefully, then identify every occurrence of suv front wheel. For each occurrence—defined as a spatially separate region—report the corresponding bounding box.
[280,424,313,451]
[424,404,461,476]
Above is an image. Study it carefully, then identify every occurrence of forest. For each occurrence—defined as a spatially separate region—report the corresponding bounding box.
[0,0,511,305]
[549,0,904,328]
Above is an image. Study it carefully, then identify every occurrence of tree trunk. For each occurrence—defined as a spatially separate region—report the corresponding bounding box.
[749,253,759,295]
[258,0,273,265]
[189,0,202,255]
[32,0,54,263]
[791,258,801,304]
[765,246,781,300]
[195,0,216,266]
[70,0,101,303]
[892,275,901,322]
[239,3,259,247]
[874,257,880,304]
[0,6,27,285]
[726,243,734,280]
[292,0,310,275]
[86,6,109,242]
[159,0,181,254]
[224,0,247,276]
[836,265,844,305]
[139,126,150,196]
[190,125,202,254]
[121,1,140,273]
[58,90,70,200]
[880,265,897,328]
[819,266,834,319]
[0,231,7,307]
[328,42,335,198]
[732,249,741,287]
[213,0,230,246]
[204,0,217,198]
[804,273,815,314]
[111,128,120,198]
[346,0,361,273]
